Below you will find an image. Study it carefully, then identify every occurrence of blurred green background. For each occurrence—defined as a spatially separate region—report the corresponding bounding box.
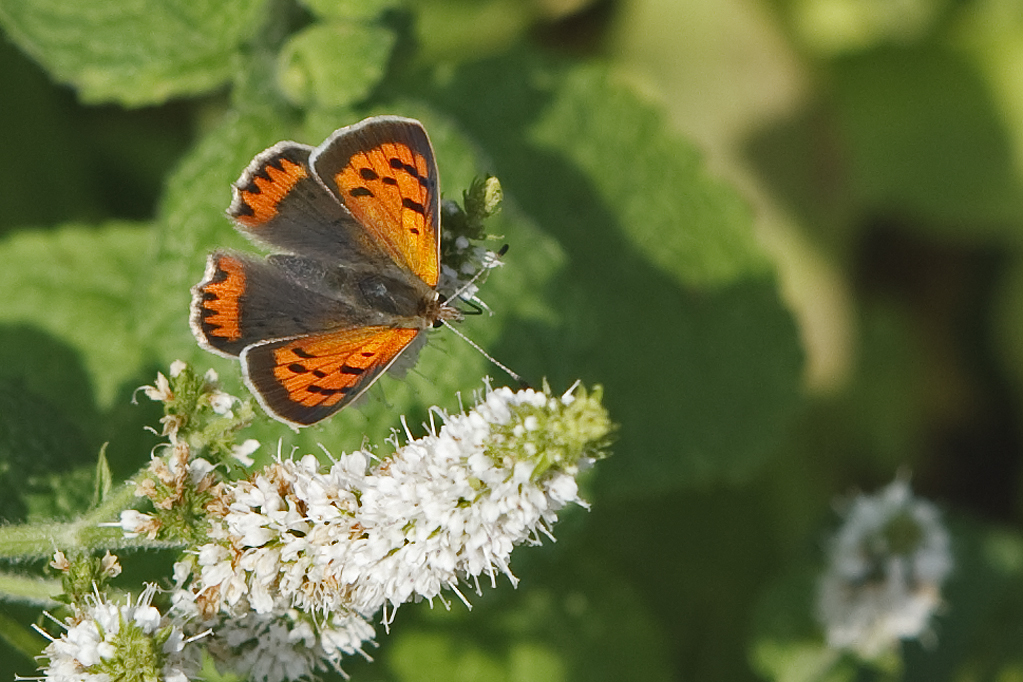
[3,0,1023,679]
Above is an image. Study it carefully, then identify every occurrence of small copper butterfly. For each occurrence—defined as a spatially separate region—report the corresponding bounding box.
[190,116,461,427]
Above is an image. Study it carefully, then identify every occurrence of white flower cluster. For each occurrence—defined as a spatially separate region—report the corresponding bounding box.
[179,385,589,679]
[136,361,258,467]
[438,234,502,302]
[37,585,199,682]
[193,608,375,682]
[817,478,953,658]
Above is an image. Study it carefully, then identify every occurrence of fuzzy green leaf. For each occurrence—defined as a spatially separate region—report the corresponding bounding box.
[832,46,1023,238]
[297,0,399,20]
[369,562,673,682]
[277,22,396,109]
[0,0,267,105]
[525,64,771,287]
[409,52,804,492]
[0,222,151,409]
[0,379,92,523]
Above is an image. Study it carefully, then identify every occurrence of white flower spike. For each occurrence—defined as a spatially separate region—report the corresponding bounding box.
[174,383,610,681]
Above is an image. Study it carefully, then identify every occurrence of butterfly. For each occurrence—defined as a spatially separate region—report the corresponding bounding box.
[190,116,462,427]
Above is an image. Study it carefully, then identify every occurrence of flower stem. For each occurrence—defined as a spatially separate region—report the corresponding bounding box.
[0,477,179,563]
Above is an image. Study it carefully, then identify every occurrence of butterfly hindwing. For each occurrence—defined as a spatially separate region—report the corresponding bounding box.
[311,116,441,287]
[241,326,420,426]
[228,141,388,268]
[190,251,374,357]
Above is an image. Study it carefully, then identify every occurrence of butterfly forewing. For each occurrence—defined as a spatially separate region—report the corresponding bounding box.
[311,117,441,287]
[242,326,420,426]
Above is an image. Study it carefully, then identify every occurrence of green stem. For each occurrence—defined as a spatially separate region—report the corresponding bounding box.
[0,572,61,606]
[0,608,47,661]
[0,481,182,562]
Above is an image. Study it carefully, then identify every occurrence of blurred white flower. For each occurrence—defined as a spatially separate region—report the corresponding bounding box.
[817,477,952,658]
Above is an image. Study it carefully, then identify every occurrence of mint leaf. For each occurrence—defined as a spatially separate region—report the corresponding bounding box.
[0,379,91,523]
[297,0,399,21]
[832,47,1023,237]
[0,222,151,408]
[277,22,396,108]
[409,52,804,491]
[526,62,770,287]
[378,564,673,682]
[0,0,267,105]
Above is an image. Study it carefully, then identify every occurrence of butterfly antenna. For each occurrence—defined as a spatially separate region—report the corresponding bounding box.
[440,319,527,387]
[440,245,527,386]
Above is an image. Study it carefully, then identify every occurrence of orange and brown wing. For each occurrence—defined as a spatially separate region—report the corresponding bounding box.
[190,251,374,358]
[191,252,249,356]
[227,141,386,266]
[241,326,420,426]
[310,116,441,287]
[229,143,314,231]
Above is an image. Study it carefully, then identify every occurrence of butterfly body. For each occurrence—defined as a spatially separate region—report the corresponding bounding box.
[191,116,460,427]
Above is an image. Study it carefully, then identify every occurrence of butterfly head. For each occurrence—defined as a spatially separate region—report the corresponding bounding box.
[427,295,464,328]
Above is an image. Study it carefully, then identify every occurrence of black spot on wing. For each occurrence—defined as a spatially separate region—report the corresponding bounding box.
[388,157,429,188]
[401,198,426,215]
[306,384,348,396]
[234,202,256,218]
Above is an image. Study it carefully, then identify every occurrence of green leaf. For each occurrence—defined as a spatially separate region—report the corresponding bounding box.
[0,39,101,231]
[0,0,268,105]
[993,254,1023,398]
[831,46,1023,238]
[412,0,534,63]
[0,222,151,409]
[297,0,400,21]
[93,443,113,507]
[406,51,804,492]
[389,632,557,682]
[0,379,91,523]
[749,566,851,682]
[369,559,673,682]
[0,606,48,660]
[277,21,396,109]
[526,63,771,287]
